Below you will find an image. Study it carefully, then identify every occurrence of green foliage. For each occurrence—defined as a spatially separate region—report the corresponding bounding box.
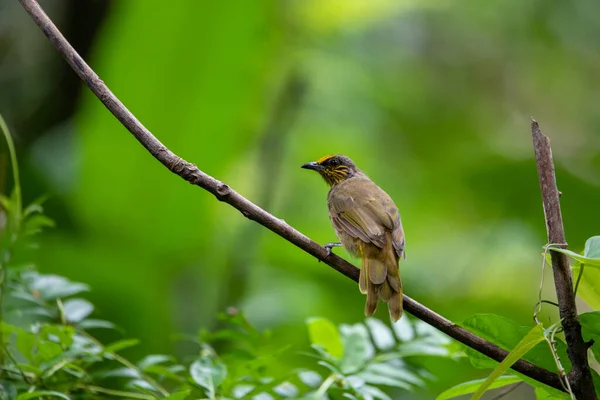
[451,315,570,399]
[301,316,458,399]
[550,236,600,309]
[435,375,521,400]
[1,268,455,399]
[461,314,569,373]
[470,325,544,400]
[0,136,456,399]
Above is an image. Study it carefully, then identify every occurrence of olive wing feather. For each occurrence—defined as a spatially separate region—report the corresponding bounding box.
[328,178,404,254]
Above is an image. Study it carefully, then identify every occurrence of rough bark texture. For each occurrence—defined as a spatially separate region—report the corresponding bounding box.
[18,0,568,392]
[532,120,597,399]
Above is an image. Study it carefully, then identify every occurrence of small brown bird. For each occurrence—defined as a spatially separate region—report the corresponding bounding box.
[302,155,405,321]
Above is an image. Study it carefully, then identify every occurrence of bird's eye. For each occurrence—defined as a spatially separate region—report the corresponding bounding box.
[330,159,340,166]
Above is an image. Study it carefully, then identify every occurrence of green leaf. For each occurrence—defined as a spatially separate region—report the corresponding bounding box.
[15,391,70,400]
[190,356,227,391]
[573,262,600,309]
[164,391,191,400]
[357,370,412,390]
[40,324,75,348]
[548,238,600,268]
[535,386,570,399]
[138,354,173,370]
[306,317,344,359]
[339,324,371,374]
[0,380,17,400]
[471,325,545,400]
[62,298,94,322]
[144,365,184,382]
[579,311,600,360]
[392,316,414,342]
[78,319,117,330]
[28,274,89,300]
[584,236,600,258]
[23,214,55,236]
[298,370,322,388]
[580,312,600,335]
[460,314,568,372]
[365,318,395,350]
[436,375,522,400]
[103,338,140,354]
[360,385,393,400]
[364,363,424,387]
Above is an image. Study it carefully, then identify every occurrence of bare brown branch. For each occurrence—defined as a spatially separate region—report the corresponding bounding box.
[17,0,566,392]
[532,120,597,399]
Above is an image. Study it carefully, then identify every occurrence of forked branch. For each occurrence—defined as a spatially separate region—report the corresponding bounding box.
[18,0,565,392]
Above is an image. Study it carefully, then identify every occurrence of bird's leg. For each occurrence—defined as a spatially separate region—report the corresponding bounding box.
[324,242,342,257]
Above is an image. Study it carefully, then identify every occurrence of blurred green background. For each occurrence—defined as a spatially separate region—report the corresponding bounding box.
[2,0,600,398]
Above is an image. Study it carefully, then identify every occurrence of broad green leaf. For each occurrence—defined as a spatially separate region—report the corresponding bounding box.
[298,370,322,388]
[573,263,600,309]
[190,356,227,391]
[0,380,17,400]
[461,314,569,372]
[357,370,412,390]
[392,315,414,342]
[580,311,600,335]
[103,339,140,354]
[584,236,600,258]
[579,311,600,360]
[164,391,191,400]
[547,241,600,268]
[535,386,569,399]
[144,365,184,381]
[365,363,423,386]
[16,391,70,400]
[40,325,75,348]
[273,382,299,398]
[360,385,393,400]
[471,325,545,400]
[339,324,371,374]
[62,299,94,322]
[365,318,395,350]
[306,317,344,359]
[138,354,173,370]
[94,367,140,379]
[78,319,117,330]
[436,375,522,400]
[28,274,89,300]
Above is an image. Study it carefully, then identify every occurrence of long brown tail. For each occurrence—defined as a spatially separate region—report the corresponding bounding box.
[359,234,403,322]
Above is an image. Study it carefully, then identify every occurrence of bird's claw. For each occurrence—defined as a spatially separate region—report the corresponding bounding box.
[324,242,342,257]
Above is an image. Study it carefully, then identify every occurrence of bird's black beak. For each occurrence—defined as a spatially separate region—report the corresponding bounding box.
[301,161,323,171]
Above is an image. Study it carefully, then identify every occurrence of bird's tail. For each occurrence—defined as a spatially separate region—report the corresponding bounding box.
[359,235,403,322]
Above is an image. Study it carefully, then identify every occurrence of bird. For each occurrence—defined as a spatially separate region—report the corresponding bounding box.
[302,154,405,322]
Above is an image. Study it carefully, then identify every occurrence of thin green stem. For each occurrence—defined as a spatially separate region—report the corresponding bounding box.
[574,263,584,297]
[0,114,21,218]
[315,374,338,398]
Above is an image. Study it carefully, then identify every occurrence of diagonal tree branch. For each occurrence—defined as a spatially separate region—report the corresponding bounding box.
[18,0,565,392]
[531,121,597,399]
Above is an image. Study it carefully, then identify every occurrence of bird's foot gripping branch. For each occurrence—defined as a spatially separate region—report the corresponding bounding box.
[15,0,600,398]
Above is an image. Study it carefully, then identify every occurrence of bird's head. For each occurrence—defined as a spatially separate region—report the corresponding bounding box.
[301,154,360,186]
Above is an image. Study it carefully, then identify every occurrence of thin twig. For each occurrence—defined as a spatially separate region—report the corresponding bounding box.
[531,120,597,399]
[17,0,566,392]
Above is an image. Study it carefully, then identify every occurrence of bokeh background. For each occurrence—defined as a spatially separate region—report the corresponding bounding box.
[2,0,600,398]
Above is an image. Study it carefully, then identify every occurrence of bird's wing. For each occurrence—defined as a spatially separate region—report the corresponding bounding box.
[390,208,405,259]
[329,179,402,250]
